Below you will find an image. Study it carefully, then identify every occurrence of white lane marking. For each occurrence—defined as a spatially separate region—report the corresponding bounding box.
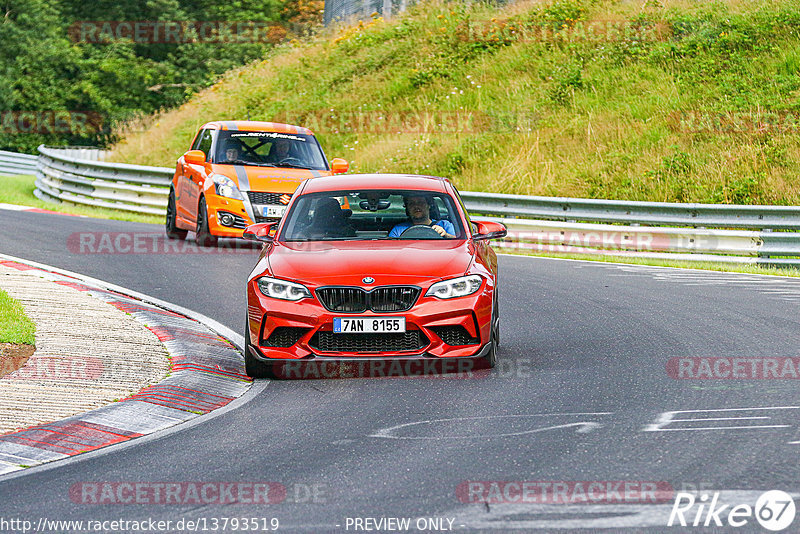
[0,203,32,211]
[643,406,800,432]
[369,413,611,440]
[646,426,790,431]
[670,416,771,422]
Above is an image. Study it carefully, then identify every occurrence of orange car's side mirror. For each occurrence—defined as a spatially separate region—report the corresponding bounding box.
[472,220,507,241]
[184,150,206,166]
[243,222,279,243]
[330,158,349,174]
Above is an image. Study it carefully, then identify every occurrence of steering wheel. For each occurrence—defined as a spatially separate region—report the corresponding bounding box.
[399,225,443,239]
[278,157,304,166]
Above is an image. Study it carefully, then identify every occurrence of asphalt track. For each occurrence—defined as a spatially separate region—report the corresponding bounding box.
[1,208,800,532]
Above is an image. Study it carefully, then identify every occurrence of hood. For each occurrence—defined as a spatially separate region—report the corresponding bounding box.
[211,164,331,194]
[266,240,473,285]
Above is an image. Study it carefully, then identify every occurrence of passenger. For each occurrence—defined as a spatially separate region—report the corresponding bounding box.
[307,197,356,239]
[219,139,244,163]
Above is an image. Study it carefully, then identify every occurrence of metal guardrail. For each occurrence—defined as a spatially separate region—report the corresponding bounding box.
[0,150,38,176]
[35,145,172,216]
[480,217,800,267]
[29,145,800,266]
[324,0,404,25]
[460,191,800,230]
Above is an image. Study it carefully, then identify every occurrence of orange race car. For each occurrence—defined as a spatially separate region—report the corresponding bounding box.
[165,120,348,246]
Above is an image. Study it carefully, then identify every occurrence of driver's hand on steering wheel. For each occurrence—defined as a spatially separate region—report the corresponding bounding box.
[431,224,452,238]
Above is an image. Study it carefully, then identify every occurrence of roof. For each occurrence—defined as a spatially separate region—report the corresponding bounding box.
[201,121,314,135]
[300,174,449,194]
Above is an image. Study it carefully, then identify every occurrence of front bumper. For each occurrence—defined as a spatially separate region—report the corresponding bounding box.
[206,195,284,238]
[246,281,493,360]
[246,342,494,379]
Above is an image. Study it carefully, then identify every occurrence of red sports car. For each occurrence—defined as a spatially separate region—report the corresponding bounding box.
[242,173,507,379]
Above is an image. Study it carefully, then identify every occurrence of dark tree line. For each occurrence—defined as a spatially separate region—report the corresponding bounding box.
[0,0,320,152]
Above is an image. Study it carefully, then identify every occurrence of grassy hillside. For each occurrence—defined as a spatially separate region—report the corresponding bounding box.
[111,0,800,205]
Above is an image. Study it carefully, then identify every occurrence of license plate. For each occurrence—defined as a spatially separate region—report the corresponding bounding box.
[263,205,287,217]
[333,317,406,333]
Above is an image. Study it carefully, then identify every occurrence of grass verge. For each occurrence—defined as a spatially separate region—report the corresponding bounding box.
[0,174,162,224]
[0,288,35,345]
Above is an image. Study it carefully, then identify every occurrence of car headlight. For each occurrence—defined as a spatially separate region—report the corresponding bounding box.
[257,276,312,301]
[211,174,244,200]
[425,275,483,299]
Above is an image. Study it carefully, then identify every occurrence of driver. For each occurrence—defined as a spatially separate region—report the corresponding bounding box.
[389,194,455,238]
[267,138,292,163]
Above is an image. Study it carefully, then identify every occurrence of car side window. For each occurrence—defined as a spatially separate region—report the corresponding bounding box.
[191,129,205,150]
[196,130,214,160]
[432,197,450,222]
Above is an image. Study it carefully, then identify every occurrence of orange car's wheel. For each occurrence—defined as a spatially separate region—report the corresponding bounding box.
[195,197,218,247]
[166,190,188,240]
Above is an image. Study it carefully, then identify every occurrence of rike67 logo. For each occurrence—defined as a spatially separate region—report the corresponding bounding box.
[669,490,796,531]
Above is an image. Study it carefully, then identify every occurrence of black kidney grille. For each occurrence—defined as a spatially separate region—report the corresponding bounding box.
[316,286,419,313]
[248,191,290,205]
[310,331,427,352]
[370,287,420,312]
[262,327,309,347]
[317,287,368,312]
[430,326,480,346]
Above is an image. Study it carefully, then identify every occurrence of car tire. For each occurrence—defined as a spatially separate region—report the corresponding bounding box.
[483,335,498,369]
[244,323,271,378]
[166,190,188,240]
[196,197,218,247]
[493,289,500,348]
[483,297,499,369]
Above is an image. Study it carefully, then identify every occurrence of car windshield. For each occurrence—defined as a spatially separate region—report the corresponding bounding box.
[280,189,465,241]
[214,131,328,170]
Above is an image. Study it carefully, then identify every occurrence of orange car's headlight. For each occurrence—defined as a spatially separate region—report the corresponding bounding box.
[211,174,244,200]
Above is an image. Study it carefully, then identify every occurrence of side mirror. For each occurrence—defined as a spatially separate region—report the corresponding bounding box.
[243,222,278,243]
[330,158,349,174]
[184,150,206,166]
[472,220,507,241]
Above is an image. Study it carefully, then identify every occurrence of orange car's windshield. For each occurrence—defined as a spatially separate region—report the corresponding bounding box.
[280,190,465,242]
[214,131,328,171]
